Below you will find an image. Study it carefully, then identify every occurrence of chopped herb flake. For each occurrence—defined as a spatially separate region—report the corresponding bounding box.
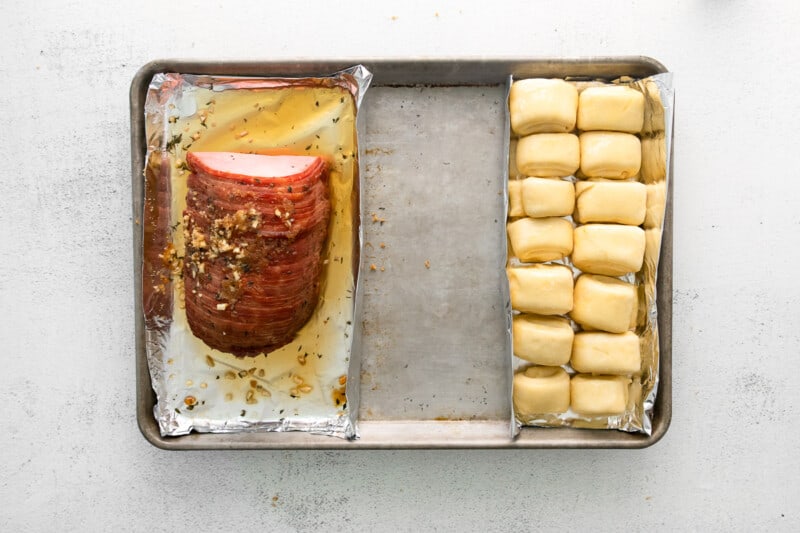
[166,133,182,152]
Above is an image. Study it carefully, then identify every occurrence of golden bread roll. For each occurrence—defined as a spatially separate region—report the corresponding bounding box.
[507,264,574,315]
[507,217,573,262]
[572,224,645,276]
[571,331,641,375]
[508,179,525,217]
[513,366,571,415]
[570,374,631,416]
[640,134,666,183]
[517,133,580,178]
[509,139,519,178]
[645,180,666,229]
[644,228,662,268]
[513,314,574,366]
[571,274,637,334]
[521,177,575,218]
[574,180,646,225]
[630,287,640,329]
[509,78,578,135]
[577,86,644,133]
[579,132,641,179]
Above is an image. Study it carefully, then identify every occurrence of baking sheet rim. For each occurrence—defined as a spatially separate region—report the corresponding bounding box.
[131,57,672,450]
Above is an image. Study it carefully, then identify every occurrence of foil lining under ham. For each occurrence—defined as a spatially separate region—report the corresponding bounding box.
[141,66,372,438]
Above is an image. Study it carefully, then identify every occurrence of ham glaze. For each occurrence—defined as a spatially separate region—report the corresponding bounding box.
[183,152,330,356]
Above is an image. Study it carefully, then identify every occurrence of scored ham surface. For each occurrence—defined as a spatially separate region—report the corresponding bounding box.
[183,152,330,356]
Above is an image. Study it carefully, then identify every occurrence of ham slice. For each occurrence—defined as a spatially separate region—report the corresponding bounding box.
[183,152,330,356]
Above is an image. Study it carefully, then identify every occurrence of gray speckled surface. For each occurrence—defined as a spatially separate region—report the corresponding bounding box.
[2,1,799,530]
[358,85,510,421]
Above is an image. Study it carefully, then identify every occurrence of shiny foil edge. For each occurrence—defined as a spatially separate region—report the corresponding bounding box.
[640,71,675,433]
[344,63,373,439]
[501,76,518,439]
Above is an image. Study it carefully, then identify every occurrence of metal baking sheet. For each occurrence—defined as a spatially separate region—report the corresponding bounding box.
[130,58,672,449]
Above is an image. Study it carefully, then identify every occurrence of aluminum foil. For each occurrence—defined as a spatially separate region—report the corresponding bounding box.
[141,66,372,438]
[507,73,674,434]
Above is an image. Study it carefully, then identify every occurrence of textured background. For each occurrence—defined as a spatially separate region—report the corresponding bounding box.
[1,1,799,530]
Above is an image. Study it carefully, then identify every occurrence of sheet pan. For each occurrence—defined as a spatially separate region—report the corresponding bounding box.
[131,57,672,449]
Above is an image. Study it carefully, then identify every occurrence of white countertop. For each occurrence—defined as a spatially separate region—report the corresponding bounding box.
[2,1,799,530]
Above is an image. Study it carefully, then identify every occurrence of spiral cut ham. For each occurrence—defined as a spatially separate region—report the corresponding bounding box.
[183,152,330,356]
